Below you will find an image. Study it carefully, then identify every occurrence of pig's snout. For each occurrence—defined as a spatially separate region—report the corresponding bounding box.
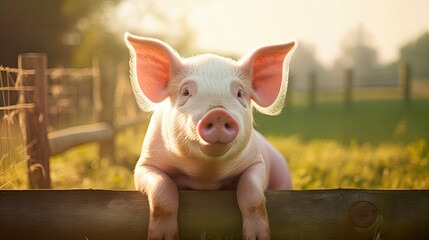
[197,109,239,144]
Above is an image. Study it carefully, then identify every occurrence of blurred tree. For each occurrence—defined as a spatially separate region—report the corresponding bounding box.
[0,0,196,67]
[289,43,326,90]
[0,0,70,67]
[400,32,429,80]
[67,0,196,67]
[334,24,380,86]
[107,0,196,56]
[0,0,121,67]
[62,0,125,67]
[70,23,126,67]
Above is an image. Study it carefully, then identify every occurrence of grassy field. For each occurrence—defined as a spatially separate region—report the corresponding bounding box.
[2,88,429,190]
[255,94,429,144]
[49,92,429,190]
[254,90,429,189]
[269,136,428,189]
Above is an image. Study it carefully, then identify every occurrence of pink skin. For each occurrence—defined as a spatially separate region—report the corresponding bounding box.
[125,33,296,240]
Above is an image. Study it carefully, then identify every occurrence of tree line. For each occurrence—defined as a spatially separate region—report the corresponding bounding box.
[0,1,428,87]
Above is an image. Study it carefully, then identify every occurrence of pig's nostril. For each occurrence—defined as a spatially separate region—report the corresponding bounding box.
[225,123,231,129]
[207,123,213,129]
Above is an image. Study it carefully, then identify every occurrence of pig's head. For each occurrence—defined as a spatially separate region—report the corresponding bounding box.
[125,33,296,161]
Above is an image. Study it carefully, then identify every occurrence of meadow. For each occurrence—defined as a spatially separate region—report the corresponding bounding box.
[2,87,428,190]
[47,86,429,190]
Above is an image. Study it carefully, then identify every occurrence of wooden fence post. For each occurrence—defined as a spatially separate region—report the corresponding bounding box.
[18,53,51,189]
[344,68,353,107]
[399,63,411,109]
[308,70,317,108]
[94,57,118,163]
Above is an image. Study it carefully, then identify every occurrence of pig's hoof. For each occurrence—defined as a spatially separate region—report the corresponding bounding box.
[148,219,178,240]
[147,230,178,240]
[242,218,270,240]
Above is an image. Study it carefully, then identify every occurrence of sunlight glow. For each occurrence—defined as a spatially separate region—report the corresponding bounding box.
[113,0,429,66]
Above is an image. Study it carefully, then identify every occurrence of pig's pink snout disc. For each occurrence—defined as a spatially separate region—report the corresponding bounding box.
[197,109,239,144]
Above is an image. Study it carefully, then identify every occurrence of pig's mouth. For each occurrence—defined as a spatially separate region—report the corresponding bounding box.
[200,142,233,157]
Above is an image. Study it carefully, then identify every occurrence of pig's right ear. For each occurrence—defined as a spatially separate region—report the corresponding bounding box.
[124,33,181,111]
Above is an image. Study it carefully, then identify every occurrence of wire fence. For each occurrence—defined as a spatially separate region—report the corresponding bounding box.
[46,62,142,131]
[0,66,36,188]
[0,55,145,189]
[47,67,97,131]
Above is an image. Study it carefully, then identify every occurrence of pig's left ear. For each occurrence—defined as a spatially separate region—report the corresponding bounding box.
[124,33,182,112]
[241,41,297,115]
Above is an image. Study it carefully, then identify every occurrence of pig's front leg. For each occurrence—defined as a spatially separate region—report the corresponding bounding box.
[135,165,179,240]
[237,162,270,240]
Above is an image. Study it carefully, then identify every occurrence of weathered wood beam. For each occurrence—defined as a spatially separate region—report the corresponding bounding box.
[47,120,145,156]
[0,189,428,240]
[48,122,115,156]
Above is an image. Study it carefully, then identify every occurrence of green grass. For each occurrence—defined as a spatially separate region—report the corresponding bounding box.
[50,143,135,189]
[254,96,429,189]
[49,126,145,189]
[0,121,28,189]
[46,130,428,190]
[50,97,429,189]
[254,98,429,144]
[2,90,429,190]
[268,136,428,189]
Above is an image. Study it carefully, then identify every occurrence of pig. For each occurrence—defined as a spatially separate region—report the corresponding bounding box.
[124,32,297,240]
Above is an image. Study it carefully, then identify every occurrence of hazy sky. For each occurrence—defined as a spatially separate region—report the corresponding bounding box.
[116,0,429,66]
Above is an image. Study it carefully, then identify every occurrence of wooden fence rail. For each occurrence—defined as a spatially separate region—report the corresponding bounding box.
[48,122,115,156]
[304,64,412,108]
[0,189,428,240]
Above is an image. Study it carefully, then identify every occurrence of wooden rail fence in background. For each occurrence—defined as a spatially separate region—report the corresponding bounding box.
[16,53,145,189]
[1,53,416,189]
[0,189,428,239]
[305,63,412,108]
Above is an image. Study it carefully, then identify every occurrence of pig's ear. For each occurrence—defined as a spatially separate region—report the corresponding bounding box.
[241,41,297,116]
[124,32,181,111]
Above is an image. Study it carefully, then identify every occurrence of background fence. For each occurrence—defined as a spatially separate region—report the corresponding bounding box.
[0,66,35,189]
[1,53,428,239]
[291,63,413,109]
[1,53,146,189]
[47,66,96,130]
[0,54,423,189]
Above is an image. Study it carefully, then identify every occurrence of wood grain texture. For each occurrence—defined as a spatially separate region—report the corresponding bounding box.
[0,189,428,239]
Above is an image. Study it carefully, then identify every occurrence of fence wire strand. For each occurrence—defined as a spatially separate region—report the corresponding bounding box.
[1,66,35,189]
[47,67,98,131]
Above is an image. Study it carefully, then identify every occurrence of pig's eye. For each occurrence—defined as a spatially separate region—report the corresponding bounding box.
[235,87,247,108]
[181,89,190,97]
[178,82,196,107]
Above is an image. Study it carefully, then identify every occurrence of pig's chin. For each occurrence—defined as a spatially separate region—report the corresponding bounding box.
[199,143,233,157]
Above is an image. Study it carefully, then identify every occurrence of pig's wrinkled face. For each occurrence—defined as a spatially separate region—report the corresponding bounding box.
[164,54,253,161]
